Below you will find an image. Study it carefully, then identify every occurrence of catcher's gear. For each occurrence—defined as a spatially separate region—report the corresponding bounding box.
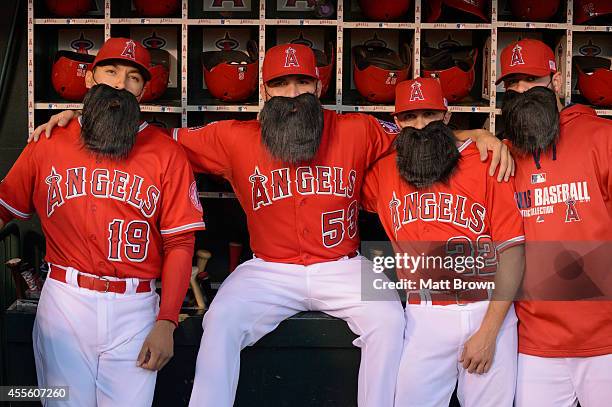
[421,46,478,103]
[202,40,258,102]
[574,56,612,106]
[352,44,411,103]
[52,51,95,101]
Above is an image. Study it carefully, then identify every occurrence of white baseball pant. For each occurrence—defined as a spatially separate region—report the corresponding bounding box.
[32,267,159,407]
[515,353,612,407]
[188,255,406,407]
[394,301,518,407]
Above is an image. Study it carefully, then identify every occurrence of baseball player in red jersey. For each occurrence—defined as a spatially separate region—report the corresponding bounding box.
[362,78,525,407]
[28,44,513,407]
[0,38,205,406]
[497,38,612,406]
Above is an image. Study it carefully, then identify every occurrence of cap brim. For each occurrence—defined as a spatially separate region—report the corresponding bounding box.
[263,70,318,83]
[393,105,448,115]
[495,66,553,85]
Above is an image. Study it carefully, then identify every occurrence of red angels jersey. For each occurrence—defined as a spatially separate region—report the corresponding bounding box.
[513,104,612,357]
[0,118,205,279]
[362,139,525,282]
[172,109,398,265]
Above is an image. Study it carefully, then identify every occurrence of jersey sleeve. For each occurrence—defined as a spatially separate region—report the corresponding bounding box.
[364,115,399,166]
[158,146,206,237]
[0,143,37,223]
[486,174,525,253]
[171,120,233,178]
[361,160,381,213]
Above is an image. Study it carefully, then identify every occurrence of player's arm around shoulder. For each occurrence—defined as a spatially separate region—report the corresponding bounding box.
[170,119,237,177]
[28,109,80,142]
[455,128,514,182]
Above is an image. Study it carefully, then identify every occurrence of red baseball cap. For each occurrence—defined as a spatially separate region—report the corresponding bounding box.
[91,37,152,81]
[394,78,448,115]
[262,43,319,83]
[427,0,488,22]
[496,38,557,85]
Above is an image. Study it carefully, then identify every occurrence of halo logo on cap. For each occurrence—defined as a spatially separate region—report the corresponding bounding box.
[121,40,137,60]
[409,81,425,102]
[510,44,525,66]
[284,47,300,68]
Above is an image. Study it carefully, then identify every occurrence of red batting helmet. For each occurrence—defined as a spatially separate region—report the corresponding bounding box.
[202,40,258,102]
[352,44,411,103]
[421,46,478,103]
[574,0,612,24]
[427,0,488,22]
[141,49,170,102]
[574,56,612,106]
[313,42,335,97]
[51,51,95,101]
[133,0,180,17]
[358,0,412,21]
[509,0,560,21]
[45,0,92,17]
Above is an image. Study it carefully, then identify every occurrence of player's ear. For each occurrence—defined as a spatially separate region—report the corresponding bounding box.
[443,111,452,125]
[393,115,402,128]
[315,79,322,98]
[551,72,562,95]
[260,83,269,102]
[85,70,95,89]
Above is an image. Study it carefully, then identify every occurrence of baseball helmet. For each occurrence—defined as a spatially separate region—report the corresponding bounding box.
[358,0,412,21]
[133,0,180,17]
[45,0,92,17]
[141,49,170,102]
[51,51,95,101]
[427,0,488,22]
[509,0,560,21]
[202,40,258,102]
[574,56,612,106]
[352,44,411,103]
[574,0,612,24]
[313,42,335,97]
[421,45,478,103]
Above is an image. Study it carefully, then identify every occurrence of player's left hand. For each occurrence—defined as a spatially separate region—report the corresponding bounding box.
[469,129,515,182]
[137,320,176,371]
[459,327,497,375]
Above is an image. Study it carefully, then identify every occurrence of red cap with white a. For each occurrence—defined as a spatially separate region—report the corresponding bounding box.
[394,78,448,115]
[496,38,556,85]
[91,37,152,81]
[262,43,319,83]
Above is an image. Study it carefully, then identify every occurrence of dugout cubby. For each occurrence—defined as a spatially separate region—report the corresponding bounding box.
[342,0,415,23]
[496,0,568,24]
[264,0,337,20]
[188,25,260,107]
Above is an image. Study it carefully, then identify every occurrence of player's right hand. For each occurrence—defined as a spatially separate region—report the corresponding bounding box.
[28,110,78,143]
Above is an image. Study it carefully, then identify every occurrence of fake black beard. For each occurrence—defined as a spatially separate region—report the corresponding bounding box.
[80,83,141,160]
[395,120,460,189]
[502,86,559,156]
[259,92,324,164]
